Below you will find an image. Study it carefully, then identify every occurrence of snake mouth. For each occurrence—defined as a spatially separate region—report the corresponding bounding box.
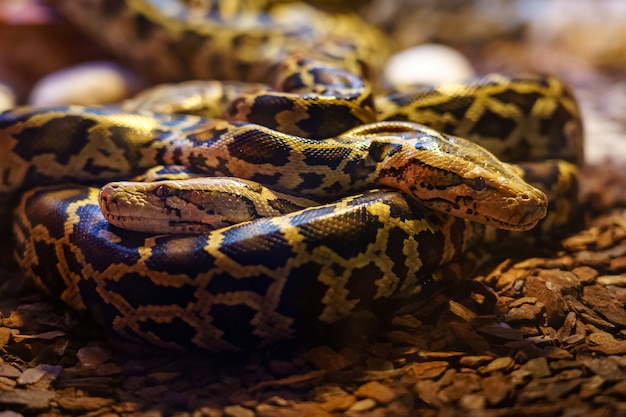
[483,196,548,232]
[99,211,146,232]
[422,192,547,231]
[485,216,541,232]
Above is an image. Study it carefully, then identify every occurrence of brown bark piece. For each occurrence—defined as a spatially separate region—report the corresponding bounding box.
[481,373,512,406]
[354,381,398,404]
[582,285,626,327]
[524,274,569,327]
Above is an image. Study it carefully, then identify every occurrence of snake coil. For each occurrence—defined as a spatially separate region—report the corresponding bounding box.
[0,0,583,351]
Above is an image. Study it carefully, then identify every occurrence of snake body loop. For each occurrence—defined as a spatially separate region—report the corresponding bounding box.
[1,108,548,230]
[0,1,584,351]
[49,0,389,84]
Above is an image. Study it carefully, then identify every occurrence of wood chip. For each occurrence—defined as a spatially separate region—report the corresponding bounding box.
[406,361,449,380]
[609,249,626,269]
[479,357,516,375]
[580,357,626,382]
[248,370,327,393]
[525,274,570,327]
[0,327,12,346]
[582,285,626,327]
[481,373,512,406]
[391,314,422,329]
[448,300,478,322]
[312,384,350,403]
[0,389,56,410]
[522,357,552,378]
[597,274,626,286]
[319,394,356,412]
[477,322,525,341]
[606,379,626,397]
[448,322,490,353]
[546,379,581,401]
[504,302,546,324]
[414,380,444,408]
[56,396,114,412]
[588,331,626,355]
[76,345,111,369]
[354,381,398,404]
[571,266,599,284]
[221,405,254,417]
[298,346,354,372]
[458,355,494,368]
[346,398,377,413]
[439,373,481,401]
[256,402,332,417]
[566,295,615,330]
[0,364,22,378]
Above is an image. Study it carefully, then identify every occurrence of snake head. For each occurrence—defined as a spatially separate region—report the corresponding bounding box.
[376,126,548,231]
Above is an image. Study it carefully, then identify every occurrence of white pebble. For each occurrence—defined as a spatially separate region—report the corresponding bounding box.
[0,84,16,111]
[384,44,475,86]
[28,61,142,106]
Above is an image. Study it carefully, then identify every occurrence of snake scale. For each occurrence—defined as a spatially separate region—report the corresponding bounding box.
[0,0,583,351]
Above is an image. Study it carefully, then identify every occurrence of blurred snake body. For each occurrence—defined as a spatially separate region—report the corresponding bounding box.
[0,0,583,351]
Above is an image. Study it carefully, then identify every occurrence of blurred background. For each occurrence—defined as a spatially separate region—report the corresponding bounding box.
[1,0,625,165]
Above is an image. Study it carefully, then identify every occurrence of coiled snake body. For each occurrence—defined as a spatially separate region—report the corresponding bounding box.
[1,0,583,351]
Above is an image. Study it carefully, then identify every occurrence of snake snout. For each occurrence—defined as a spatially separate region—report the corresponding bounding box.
[504,189,548,231]
[98,183,137,219]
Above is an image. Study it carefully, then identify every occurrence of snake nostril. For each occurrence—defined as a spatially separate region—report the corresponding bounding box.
[520,193,530,201]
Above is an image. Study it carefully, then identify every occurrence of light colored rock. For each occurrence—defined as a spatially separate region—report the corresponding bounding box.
[384,44,475,86]
[0,84,16,111]
[28,61,142,106]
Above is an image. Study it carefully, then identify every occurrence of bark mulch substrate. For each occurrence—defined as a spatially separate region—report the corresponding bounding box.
[0,163,624,417]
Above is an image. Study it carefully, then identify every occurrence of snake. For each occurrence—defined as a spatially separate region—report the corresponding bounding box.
[0,0,583,351]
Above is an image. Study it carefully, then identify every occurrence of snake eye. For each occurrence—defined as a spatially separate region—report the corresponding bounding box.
[471,177,487,191]
[155,185,169,198]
